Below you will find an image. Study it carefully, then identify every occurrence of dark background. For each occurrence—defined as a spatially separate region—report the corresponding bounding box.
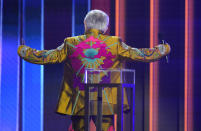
[1,0,201,131]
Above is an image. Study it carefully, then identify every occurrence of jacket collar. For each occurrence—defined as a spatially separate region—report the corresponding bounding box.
[84,29,103,38]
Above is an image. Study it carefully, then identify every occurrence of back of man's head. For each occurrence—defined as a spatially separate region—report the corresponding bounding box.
[84,10,109,33]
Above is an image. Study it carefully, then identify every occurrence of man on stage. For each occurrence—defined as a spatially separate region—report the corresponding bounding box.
[18,9,170,131]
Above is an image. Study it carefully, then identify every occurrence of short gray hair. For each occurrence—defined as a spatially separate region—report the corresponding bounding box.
[84,10,109,33]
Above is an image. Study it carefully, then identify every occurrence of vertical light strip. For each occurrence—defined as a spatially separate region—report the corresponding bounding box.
[185,0,194,131]
[115,0,126,130]
[149,0,159,131]
[115,0,119,130]
[40,0,44,130]
[72,0,75,36]
[72,0,89,36]
[22,0,44,130]
[119,0,125,41]
[115,0,119,36]
[0,0,3,127]
[115,0,126,43]
[88,0,91,12]
[16,0,23,130]
[0,0,20,130]
[0,0,2,90]
[115,1,119,130]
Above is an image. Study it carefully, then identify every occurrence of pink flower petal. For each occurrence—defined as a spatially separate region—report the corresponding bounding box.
[107,126,115,131]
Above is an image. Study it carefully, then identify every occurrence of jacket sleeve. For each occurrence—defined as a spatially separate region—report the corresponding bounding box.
[118,41,171,62]
[17,39,68,65]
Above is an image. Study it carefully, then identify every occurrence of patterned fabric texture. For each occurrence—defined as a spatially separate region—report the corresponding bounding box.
[17,29,171,115]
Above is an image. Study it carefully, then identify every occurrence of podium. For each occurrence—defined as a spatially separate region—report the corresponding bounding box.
[84,69,135,131]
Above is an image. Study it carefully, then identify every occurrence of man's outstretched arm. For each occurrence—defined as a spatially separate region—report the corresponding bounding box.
[17,39,68,65]
[118,41,171,62]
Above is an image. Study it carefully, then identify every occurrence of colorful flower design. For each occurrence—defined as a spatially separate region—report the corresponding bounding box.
[70,36,115,74]
[69,36,115,90]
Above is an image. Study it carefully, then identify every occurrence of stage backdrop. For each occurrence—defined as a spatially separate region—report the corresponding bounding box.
[0,0,201,131]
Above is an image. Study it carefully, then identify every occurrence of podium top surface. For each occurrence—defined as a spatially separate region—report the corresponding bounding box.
[85,68,135,72]
[84,68,135,84]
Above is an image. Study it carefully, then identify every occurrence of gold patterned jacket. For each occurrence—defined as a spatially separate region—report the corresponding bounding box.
[17,29,170,115]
